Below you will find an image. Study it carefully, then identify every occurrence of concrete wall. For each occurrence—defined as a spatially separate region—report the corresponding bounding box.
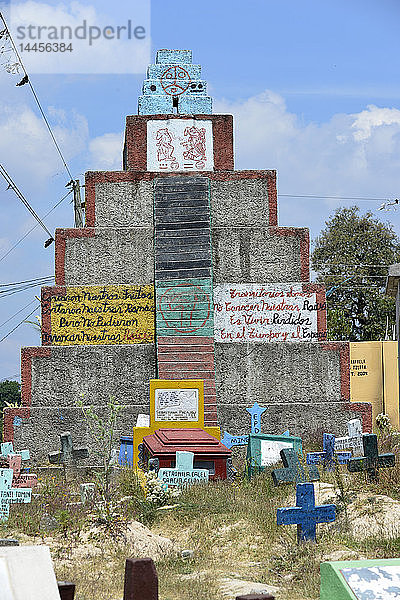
[212,227,309,283]
[85,172,277,228]
[56,227,154,286]
[214,341,371,436]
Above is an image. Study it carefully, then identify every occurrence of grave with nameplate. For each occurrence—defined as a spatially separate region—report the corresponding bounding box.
[277,482,336,543]
[134,379,220,468]
[0,468,32,522]
[247,433,303,477]
[320,558,400,600]
[157,451,209,487]
[335,419,364,456]
[142,428,232,480]
[7,454,37,489]
[306,433,352,471]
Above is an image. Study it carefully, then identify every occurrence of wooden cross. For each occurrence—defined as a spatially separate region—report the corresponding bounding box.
[272,447,319,486]
[48,432,89,479]
[7,454,37,489]
[306,433,352,471]
[347,433,395,482]
[277,482,336,543]
[335,419,364,456]
[0,468,32,522]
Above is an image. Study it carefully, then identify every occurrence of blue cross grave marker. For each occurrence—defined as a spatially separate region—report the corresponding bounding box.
[246,402,267,434]
[272,447,320,486]
[277,482,336,543]
[0,442,30,461]
[306,433,351,471]
[347,433,395,482]
[158,451,209,487]
[221,402,268,449]
[0,468,32,522]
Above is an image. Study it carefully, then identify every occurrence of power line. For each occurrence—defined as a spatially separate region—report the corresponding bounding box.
[0,164,54,246]
[279,193,396,202]
[0,304,40,343]
[0,276,53,288]
[0,12,74,182]
[0,188,72,263]
[0,298,37,328]
[0,279,53,299]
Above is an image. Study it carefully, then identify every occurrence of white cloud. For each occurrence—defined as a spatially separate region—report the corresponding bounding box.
[88,132,123,170]
[9,0,150,74]
[352,105,400,141]
[213,92,400,200]
[0,101,88,186]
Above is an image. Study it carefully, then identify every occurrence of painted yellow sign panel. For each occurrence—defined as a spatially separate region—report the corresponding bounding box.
[350,341,399,430]
[43,285,155,345]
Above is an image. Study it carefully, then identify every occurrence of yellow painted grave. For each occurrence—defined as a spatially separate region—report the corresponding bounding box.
[133,379,220,467]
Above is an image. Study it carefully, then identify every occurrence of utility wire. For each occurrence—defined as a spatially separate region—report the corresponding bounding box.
[0,188,72,263]
[0,12,73,182]
[0,280,53,299]
[0,298,37,328]
[0,164,54,246]
[0,304,40,343]
[279,193,396,202]
[0,276,53,287]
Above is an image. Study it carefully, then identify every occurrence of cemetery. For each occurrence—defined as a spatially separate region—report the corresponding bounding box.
[1,49,400,600]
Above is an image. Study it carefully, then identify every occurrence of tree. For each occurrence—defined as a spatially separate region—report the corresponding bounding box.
[311,206,400,341]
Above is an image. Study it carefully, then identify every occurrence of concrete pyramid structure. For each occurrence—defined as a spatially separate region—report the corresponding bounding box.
[4,50,372,464]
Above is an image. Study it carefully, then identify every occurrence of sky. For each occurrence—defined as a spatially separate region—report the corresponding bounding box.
[0,0,400,380]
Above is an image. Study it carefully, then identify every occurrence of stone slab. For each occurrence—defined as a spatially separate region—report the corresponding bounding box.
[0,545,60,600]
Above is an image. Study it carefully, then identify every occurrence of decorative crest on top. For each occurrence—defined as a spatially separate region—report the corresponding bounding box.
[138,49,212,115]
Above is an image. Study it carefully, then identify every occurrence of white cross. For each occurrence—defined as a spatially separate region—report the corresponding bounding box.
[335,419,363,456]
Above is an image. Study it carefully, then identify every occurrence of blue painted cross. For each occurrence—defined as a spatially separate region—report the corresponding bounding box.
[277,482,336,543]
[272,448,319,486]
[347,433,395,482]
[0,468,32,522]
[246,402,267,434]
[158,451,209,487]
[220,432,249,450]
[306,433,351,471]
[0,442,30,461]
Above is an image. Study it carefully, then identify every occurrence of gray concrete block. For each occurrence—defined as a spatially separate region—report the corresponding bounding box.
[215,342,343,405]
[210,179,270,227]
[212,227,304,283]
[64,227,154,285]
[28,345,156,407]
[94,181,154,227]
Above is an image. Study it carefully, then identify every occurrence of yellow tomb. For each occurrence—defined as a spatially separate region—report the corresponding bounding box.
[133,379,221,467]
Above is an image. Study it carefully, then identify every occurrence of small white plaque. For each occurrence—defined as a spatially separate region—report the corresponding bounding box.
[155,389,199,422]
[136,414,151,428]
[260,440,293,467]
[147,119,214,172]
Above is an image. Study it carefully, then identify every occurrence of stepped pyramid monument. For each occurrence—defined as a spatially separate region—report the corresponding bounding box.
[4,50,372,463]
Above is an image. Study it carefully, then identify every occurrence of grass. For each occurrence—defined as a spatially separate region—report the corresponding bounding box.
[1,440,400,600]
